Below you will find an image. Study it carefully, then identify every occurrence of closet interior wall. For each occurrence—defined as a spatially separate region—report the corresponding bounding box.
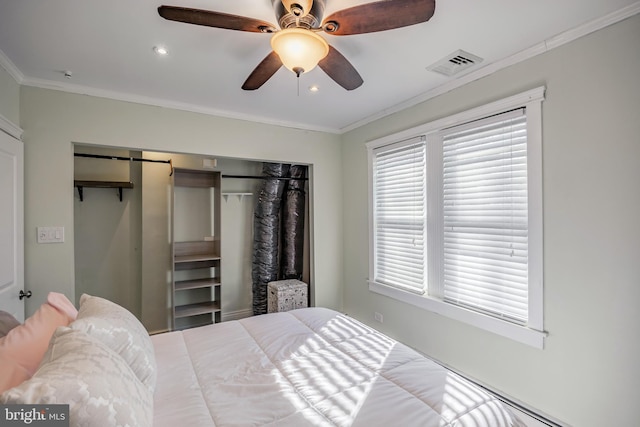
[73,146,142,318]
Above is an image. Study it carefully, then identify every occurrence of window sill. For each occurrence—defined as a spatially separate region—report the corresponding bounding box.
[369,281,546,349]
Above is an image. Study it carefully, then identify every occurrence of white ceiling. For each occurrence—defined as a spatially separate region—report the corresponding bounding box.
[0,0,638,133]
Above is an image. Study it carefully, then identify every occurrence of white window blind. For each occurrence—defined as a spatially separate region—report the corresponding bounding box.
[440,109,529,324]
[373,137,426,294]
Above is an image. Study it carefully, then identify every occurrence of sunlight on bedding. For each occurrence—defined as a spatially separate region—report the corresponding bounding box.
[274,315,387,425]
[151,308,523,427]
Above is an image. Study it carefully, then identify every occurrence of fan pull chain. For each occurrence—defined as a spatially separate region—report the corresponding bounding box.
[293,67,303,97]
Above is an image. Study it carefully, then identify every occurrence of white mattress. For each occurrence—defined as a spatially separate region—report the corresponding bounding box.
[151,307,524,426]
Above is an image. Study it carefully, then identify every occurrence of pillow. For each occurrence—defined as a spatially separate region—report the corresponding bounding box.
[47,291,79,321]
[70,294,157,393]
[0,310,20,338]
[0,327,153,427]
[0,292,77,394]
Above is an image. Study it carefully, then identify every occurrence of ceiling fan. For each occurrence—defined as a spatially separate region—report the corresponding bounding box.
[158,0,436,91]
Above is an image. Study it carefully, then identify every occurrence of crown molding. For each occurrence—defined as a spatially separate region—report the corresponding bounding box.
[340,1,640,133]
[19,76,341,134]
[0,49,24,84]
[0,113,23,140]
[545,1,640,50]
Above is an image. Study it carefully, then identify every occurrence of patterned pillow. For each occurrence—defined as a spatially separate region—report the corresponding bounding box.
[0,327,153,427]
[71,294,157,393]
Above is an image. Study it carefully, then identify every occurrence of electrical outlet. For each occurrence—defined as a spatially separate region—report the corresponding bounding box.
[374,312,383,323]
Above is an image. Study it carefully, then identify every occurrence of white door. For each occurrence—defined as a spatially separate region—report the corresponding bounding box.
[0,130,24,321]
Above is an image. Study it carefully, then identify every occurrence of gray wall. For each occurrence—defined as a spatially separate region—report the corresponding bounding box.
[0,64,19,125]
[20,87,344,324]
[340,14,640,427]
[74,146,142,318]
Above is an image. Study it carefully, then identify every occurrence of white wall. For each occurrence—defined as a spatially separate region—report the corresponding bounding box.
[340,14,640,427]
[20,87,344,324]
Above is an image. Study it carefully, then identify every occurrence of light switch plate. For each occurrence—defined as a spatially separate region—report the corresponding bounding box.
[37,226,65,243]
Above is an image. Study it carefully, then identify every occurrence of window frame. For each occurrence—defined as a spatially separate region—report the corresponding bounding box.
[367,87,546,348]
[371,136,427,295]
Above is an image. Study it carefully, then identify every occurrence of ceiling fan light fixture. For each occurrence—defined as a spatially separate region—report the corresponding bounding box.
[271,28,329,76]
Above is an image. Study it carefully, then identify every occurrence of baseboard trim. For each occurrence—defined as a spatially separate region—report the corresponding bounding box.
[424,354,567,426]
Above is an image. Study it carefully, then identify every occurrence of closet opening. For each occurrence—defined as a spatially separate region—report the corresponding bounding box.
[73,144,311,334]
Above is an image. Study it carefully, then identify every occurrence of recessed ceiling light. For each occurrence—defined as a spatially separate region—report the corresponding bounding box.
[153,46,168,56]
[309,85,319,93]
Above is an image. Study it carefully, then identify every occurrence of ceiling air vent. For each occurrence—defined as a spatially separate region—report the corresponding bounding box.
[427,50,483,76]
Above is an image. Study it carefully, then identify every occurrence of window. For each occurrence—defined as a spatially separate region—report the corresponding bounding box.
[439,110,529,323]
[367,88,545,348]
[372,137,426,295]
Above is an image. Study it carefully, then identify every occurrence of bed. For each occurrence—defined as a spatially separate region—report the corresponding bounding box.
[151,307,524,426]
[1,294,524,426]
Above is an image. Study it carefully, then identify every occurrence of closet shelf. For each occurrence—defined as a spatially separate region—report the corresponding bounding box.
[74,180,134,202]
[175,278,220,291]
[174,253,221,264]
[174,301,221,318]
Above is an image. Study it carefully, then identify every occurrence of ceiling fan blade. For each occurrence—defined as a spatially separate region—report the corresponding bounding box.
[158,6,277,33]
[322,0,435,35]
[242,51,283,90]
[318,45,363,91]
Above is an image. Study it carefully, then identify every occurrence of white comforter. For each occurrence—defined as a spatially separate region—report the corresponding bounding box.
[151,307,523,426]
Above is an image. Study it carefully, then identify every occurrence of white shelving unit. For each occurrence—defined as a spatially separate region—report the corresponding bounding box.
[172,168,222,330]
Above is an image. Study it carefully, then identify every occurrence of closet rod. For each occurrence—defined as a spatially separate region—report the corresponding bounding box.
[74,153,173,175]
[222,174,308,181]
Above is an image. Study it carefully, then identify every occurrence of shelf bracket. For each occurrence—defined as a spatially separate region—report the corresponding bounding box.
[74,180,134,202]
[222,192,253,203]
